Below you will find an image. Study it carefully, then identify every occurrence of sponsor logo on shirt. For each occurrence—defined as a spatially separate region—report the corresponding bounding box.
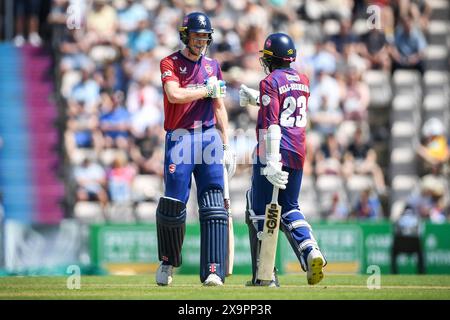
[262,94,271,106]
[162,70,172,79]
[286,74,300,82]
[179,66,187,74]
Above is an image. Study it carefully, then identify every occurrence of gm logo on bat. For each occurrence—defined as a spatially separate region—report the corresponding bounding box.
[266,205,279,234]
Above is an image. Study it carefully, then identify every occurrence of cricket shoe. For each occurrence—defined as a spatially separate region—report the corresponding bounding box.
[156,263,173,286]
[203,273,223,286]
[306,247,326,285]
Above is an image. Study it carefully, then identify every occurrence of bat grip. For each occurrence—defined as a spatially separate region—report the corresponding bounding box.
[223,166,230,199]
[271,186,279,204]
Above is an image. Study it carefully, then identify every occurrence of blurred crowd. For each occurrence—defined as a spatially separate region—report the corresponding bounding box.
[15,0,448,223]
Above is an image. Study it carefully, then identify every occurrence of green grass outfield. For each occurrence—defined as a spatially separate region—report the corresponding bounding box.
[1,274,450,300]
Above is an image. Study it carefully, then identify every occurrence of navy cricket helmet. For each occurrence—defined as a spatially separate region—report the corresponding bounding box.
[179,12,214,46]
[260,33,296,73]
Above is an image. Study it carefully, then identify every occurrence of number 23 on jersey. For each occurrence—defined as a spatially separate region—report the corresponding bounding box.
[280,95,307,128]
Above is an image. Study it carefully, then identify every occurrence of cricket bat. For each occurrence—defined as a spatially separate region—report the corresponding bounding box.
[223,167,234,276]
[256,186,281,281]
[257,124,283,281]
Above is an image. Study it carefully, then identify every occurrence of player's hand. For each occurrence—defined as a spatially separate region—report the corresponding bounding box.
[239,84,259,107]
[223,144,236,179]
[205,76,226,99]
[262,158,289,190]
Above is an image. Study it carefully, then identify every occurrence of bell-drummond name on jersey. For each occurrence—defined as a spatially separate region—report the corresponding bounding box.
[278,83,310,95]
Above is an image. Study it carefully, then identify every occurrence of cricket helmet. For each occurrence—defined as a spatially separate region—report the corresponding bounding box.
[260,33,296,73]
[179,12,214,46]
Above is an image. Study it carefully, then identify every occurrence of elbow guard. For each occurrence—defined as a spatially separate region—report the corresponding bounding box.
[266,124,282,162]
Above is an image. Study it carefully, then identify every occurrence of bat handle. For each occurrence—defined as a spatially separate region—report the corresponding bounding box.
[223,166,229,198]
[271,186,279,204]
[223,166,231,213]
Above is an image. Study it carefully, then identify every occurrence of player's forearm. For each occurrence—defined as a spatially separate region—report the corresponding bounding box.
[166,86,208,104]
[214,99,229,145]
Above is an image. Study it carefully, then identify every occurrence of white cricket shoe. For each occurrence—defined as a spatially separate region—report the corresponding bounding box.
[13,35,25,47]
[29,32,42,47]
[203,273,223,286]
[156,263,173,286]
[306,247,325,285]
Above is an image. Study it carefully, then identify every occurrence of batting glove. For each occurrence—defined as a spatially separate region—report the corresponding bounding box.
[239,84,260,107]
[262,157,289,190]
[223,144,237,179]
[205,76,226,99]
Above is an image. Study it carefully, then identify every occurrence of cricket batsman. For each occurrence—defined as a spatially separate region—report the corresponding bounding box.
[239,33,327,287]
[156,12,236,286]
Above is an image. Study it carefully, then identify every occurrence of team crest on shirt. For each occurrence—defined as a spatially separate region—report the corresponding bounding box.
[205,64,213,75]
[262,94,271,106]
[179,66,187,74]
[169,164,176,174]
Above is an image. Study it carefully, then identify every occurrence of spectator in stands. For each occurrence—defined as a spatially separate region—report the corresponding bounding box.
[99,90,131,150]
[73,156,108,211]
[360,26,392,72]
[130,133,164,177]
[64,96,103,159]
[127,75,162,131]
[390,13,427,74]
[69,65,101,113]
[416,117,450,176]
[315,133,345,177]
[59,29,92,74]
[341,67,370,122]
[350,187,383,220]
[47,0,70,50]
[107,153,137,203]
[211,28,242,71]
[343,126,387,195]
[242,25,265,54]
[86,0,118,41]
[308,68,344,135]
[410,0,432,31]
[13,0,43,47]
[127,17,157,58]
[328,18,359,56]
[236,0,269,41]
[117,0,149,33]
[308,39,337,76]
[327,191,351,221]
[407,175,447,224]
[338,43,369,75]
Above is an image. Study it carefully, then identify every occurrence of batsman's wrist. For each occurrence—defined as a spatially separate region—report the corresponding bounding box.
[204,86,213,98]
[266,154,281,163]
